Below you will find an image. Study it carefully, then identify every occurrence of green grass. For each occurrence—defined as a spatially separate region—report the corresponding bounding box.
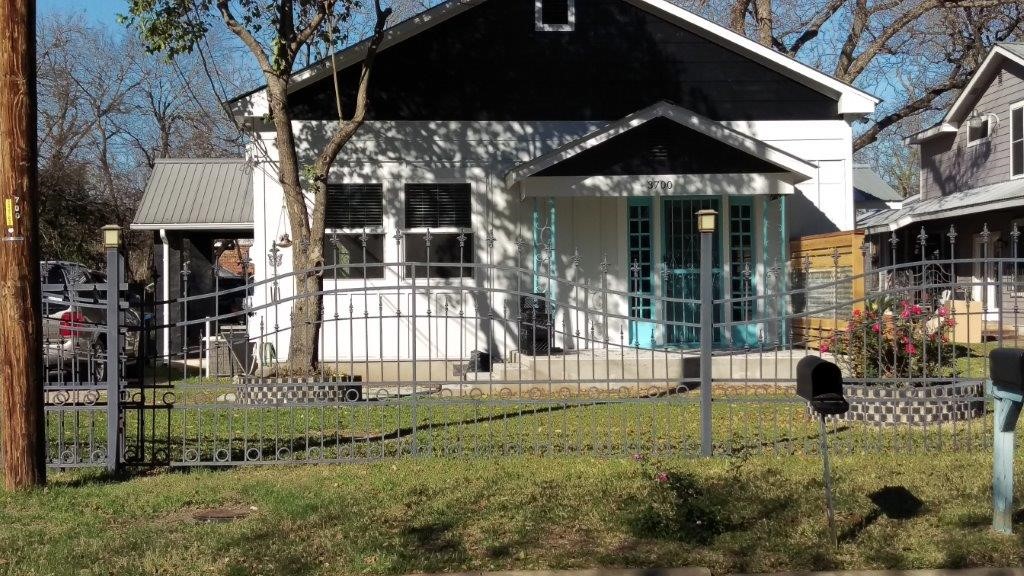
[1,453,1022,576]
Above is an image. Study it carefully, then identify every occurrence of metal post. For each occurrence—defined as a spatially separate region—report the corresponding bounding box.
[204,317,211,379]
[700,227,713,456]
[410,258,418,456]
[992,387,1022,534]
[818,414,838,547]
[103,225,122,474]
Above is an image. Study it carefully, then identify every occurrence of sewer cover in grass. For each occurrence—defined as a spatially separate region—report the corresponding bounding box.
[192,507,251,523]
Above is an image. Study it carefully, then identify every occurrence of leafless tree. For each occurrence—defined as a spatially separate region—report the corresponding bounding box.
[684,0,1023,154]
[36,14,250,273]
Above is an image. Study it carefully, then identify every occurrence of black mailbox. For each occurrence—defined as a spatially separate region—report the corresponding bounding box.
[990,348,1024,393]
[796,356,849,416]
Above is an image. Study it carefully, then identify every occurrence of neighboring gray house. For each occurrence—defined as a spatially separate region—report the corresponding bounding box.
[861,42,1024,318]
[131,158,255,356]
[853,164,902,214]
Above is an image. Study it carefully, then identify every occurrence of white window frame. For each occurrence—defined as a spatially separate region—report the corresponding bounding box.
[966,114,990,148]
[1011,100,1024,180]
[535,0,574,32]
[401,181,476,284]
[323,181,388,285]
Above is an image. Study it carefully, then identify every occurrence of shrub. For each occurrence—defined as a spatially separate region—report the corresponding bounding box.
[822,296,958,385]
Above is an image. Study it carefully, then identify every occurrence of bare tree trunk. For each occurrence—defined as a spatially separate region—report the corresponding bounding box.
[0,0,45,490]
[287,256,324,372]
[265,78,324,373]
[213,1,392,374]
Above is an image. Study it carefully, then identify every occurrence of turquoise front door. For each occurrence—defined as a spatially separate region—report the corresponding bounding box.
[662,197,722,346]
[628,198,656,347]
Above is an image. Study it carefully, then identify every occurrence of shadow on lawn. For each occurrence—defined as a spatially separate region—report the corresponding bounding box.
[840,485,924,542]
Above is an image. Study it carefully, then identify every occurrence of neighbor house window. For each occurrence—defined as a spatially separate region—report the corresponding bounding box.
[536,0,574,31]
[1012,102,1023,178]
[403,183,473,278]
[967,113,990,146]
[325,183,385,279]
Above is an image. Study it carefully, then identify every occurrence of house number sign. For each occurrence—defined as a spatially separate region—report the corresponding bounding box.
[647,180,674,191]
[3,196,24,242]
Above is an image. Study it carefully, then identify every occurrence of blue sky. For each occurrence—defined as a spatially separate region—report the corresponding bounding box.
[39,0,126,28]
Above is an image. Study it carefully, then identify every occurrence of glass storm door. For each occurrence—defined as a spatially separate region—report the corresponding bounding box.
[628,198,656,347]
[662,197,722,346]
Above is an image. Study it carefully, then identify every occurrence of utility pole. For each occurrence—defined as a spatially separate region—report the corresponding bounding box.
[0,0,45,490]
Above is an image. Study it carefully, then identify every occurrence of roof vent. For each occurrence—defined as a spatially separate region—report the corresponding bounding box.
[536,0,574,32]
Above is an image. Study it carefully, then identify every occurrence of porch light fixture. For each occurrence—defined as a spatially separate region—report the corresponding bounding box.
[101,224,121,249]
[696,209,717,234]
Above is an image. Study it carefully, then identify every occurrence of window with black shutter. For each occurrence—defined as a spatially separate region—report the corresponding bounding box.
[325,183,385,279]
[403,183,474,278]
[536,0,574,31]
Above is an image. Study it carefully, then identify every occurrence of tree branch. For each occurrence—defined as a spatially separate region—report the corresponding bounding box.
[853,74,966,151]
[784,0,845,56]
[215,1,275,76]
[292,0,334,55]
[310,0,393,244]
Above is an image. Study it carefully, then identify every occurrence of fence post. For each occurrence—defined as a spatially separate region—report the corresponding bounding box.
[697,209,716,457]
[101,225,122,474]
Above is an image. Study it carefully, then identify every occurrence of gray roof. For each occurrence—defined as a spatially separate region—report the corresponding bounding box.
[998,42,1024,60]
[858,179,1024,233]
[853,165,902,202]
[132,158,253,230]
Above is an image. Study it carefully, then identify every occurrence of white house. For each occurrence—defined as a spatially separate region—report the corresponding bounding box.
[226,0,876,367]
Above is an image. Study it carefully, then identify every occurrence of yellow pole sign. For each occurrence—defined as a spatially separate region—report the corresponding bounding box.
[3,198,12,227]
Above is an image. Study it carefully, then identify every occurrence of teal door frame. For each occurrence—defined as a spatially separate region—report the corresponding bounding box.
[627,197,656,347]
[728,197,758,347]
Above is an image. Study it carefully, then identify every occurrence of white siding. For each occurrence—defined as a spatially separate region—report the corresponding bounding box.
[249,118,855,361]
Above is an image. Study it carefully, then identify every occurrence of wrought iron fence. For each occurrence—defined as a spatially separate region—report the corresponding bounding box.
[43,222,1023,470]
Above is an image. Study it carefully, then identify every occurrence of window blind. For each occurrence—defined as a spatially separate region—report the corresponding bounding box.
[404,183,471,228]
[325,183,383,229]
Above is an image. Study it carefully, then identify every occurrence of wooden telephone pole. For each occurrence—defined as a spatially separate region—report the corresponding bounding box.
[0,0,45,490]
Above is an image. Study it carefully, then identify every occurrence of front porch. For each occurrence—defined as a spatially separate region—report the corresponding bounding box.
[504,101,814,350]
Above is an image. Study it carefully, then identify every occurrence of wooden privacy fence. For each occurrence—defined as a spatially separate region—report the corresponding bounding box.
[789,230,866,348]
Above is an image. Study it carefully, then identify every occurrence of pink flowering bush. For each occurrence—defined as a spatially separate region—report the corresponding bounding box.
[823,296,958,385]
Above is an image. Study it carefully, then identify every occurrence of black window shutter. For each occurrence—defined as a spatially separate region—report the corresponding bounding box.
[325,184,383,228]
[405,183,471,228]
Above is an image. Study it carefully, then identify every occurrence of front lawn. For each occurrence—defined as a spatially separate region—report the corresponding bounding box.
[1,453,1021,576]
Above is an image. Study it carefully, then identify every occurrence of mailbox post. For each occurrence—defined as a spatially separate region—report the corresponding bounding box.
[796,355,850,547]
[989,348,1024,534]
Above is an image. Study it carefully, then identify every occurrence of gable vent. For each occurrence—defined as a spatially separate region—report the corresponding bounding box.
[649,144,669,163]
[536,0,574,32]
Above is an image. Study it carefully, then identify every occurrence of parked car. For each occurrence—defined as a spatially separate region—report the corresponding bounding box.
[40,261,140,383]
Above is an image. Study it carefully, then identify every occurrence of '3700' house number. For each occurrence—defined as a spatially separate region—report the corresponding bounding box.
[647,180,674,191]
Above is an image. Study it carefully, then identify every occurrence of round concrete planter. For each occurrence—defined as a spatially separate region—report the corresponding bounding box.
[807,380,985,426]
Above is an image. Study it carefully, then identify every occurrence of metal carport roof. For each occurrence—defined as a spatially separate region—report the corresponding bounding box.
[132,158,254,231]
